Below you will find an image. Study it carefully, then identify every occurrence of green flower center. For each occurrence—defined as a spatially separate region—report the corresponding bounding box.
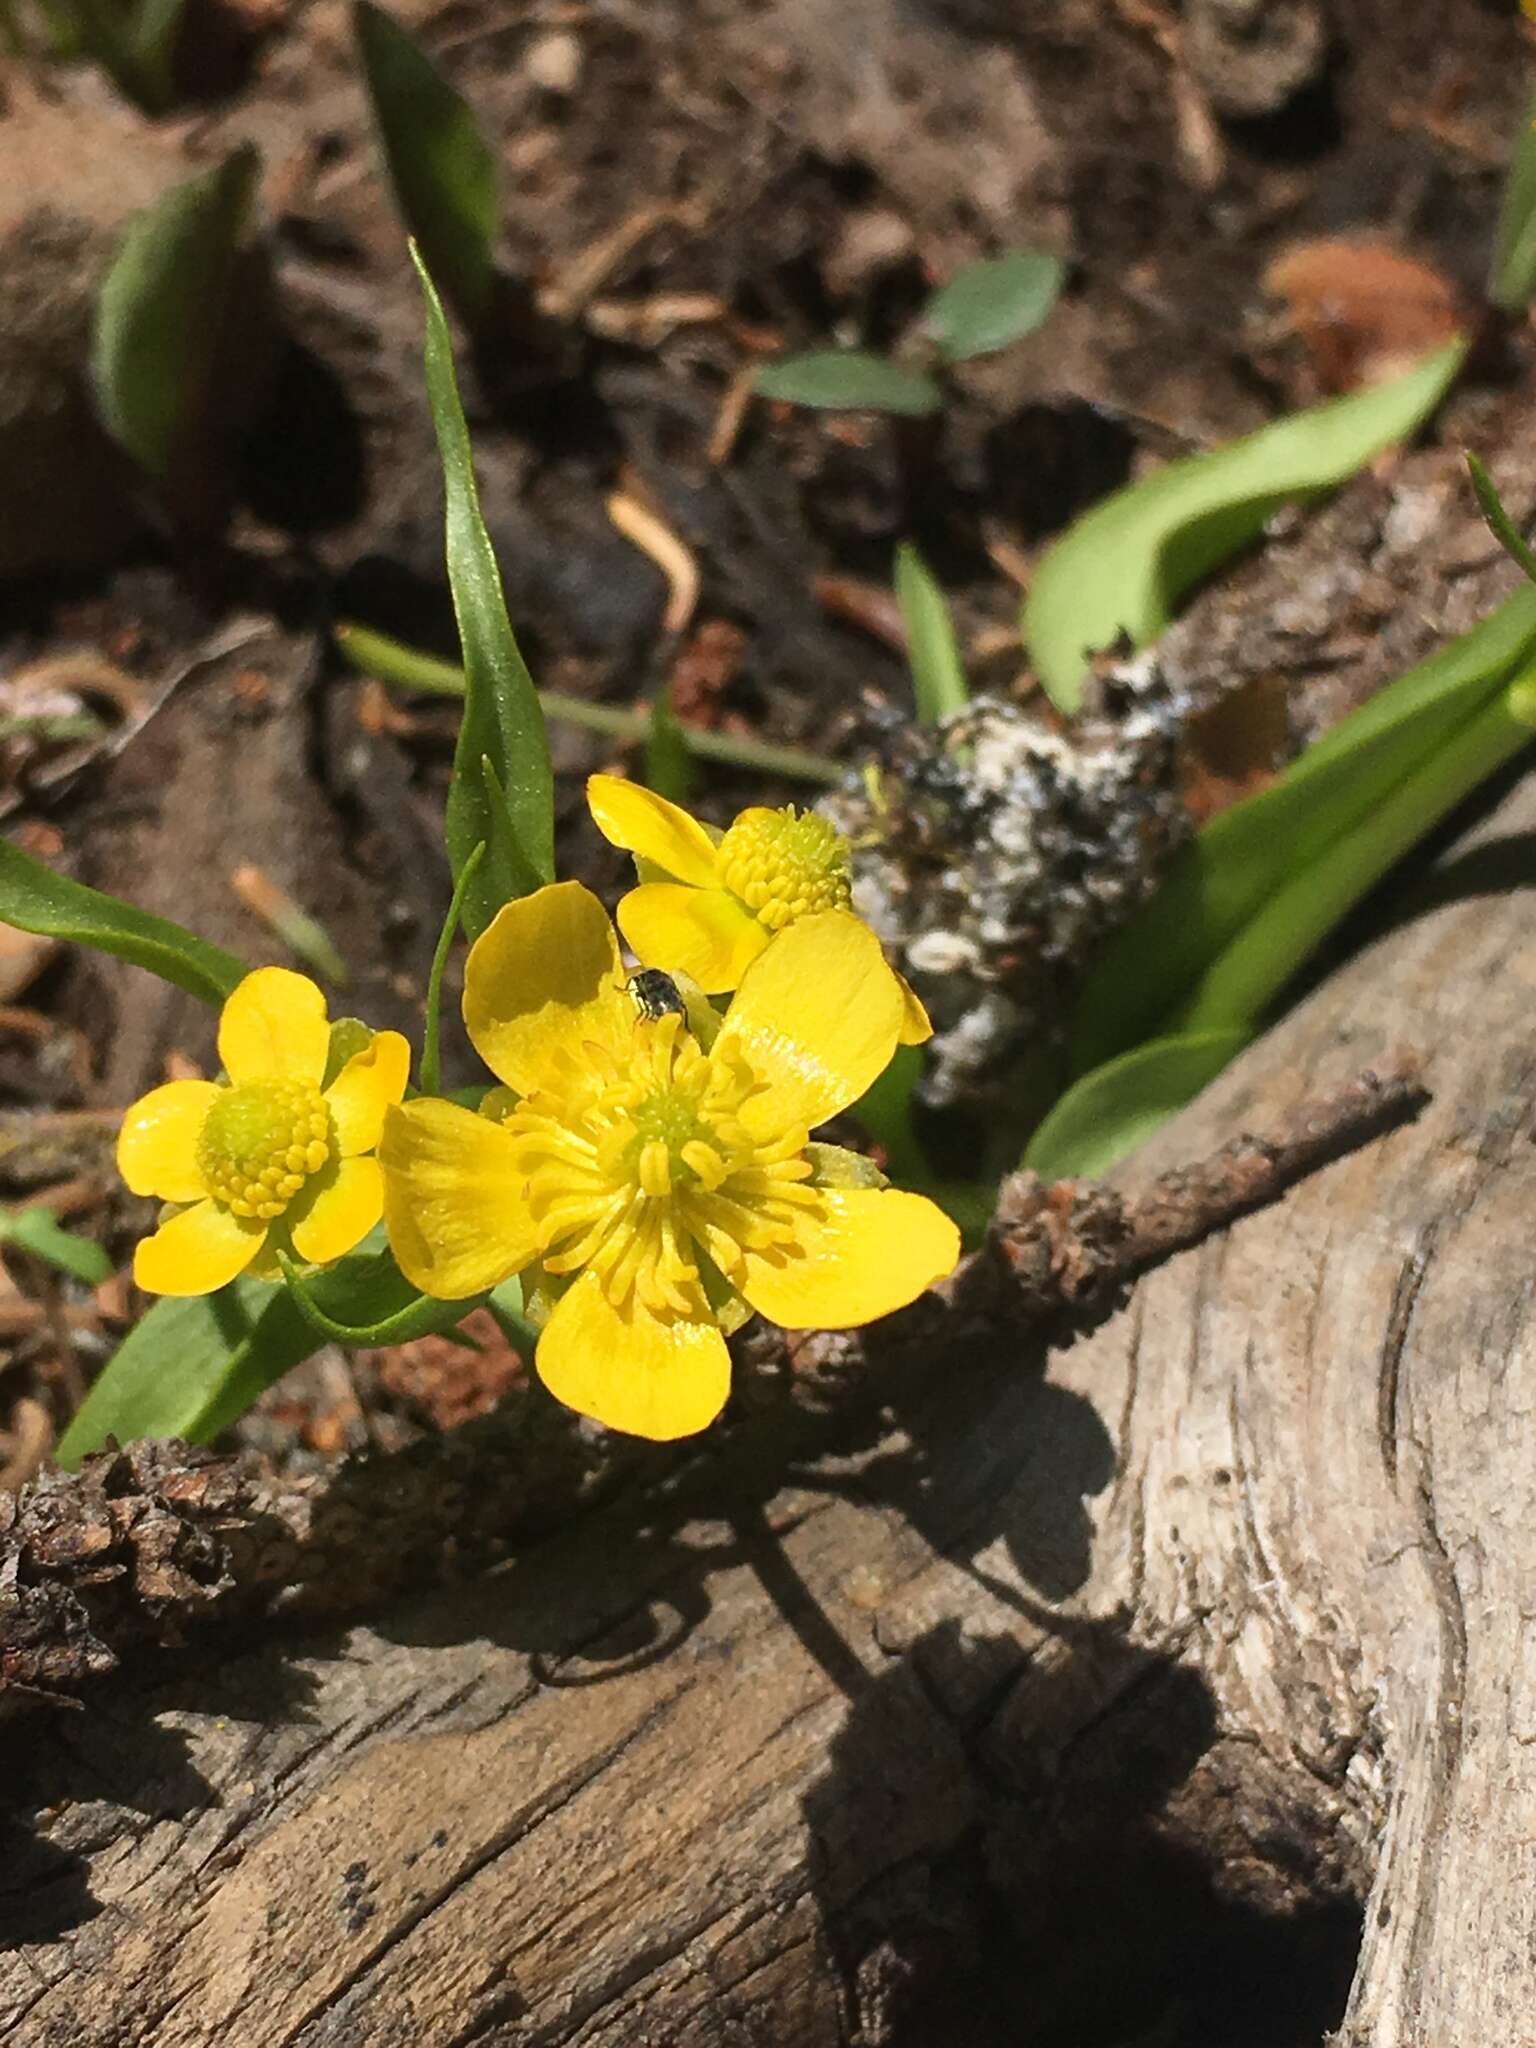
[715,805,852,932]
[623,1088,708,1187]
[197,1078,332,1220]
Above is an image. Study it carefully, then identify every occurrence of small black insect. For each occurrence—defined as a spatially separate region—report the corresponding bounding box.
[629,968,687,1020]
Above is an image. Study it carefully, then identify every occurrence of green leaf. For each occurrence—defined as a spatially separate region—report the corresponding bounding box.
[1467,453,1536,587]
[323,1017,374,1087]
[0,835,246,1005]
[1023,339,1468,713]
[1072,583,1536,1073]
[355,0,499,327]
[1025,1028,1252,1181]
[129,0,188,88]
[1172,676,1536,1040]
[1,1206,113,1286]
[755,351,943,417]
[644,683,695,804]
[58,0,181,111]
[56,1231,472,1465]
[1491,88,1536,311]
[57,1279,315,1466]
[277,1250,480,1346]
[855,1045,995,1245]
[91,145,260,481]
[414,248,555,935]
[922,250,1063,363]
[894,541,969,724]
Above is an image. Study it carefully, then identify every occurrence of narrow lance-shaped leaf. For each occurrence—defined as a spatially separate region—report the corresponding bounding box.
[755,351,943,418]
[57,1230,477,1465]
[1024,1028,1251,1182]
[1491,87,1536,312]
[1042,673,1536,1182]
[922,250,1064,364]
[92,145,260,481]
[894,540,969,724]
[1071,579,1536,1074]
[355,0,499,327]
[0,835,246,1005]
[645,682,695,803]
[1171,671,1536,1038]
[1023,338,1468,713]
[414,247,554,934]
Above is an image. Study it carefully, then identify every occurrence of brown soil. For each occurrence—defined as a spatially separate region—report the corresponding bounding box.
[0,0,1530,1468]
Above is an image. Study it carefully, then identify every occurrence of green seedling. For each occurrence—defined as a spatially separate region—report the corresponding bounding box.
[756,250,1064,420]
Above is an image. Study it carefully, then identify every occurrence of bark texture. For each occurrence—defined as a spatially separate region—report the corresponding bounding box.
[4,767,1536,2044]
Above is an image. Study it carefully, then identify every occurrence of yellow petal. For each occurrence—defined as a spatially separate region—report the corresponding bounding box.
[380,1098,538,1298]
[133,1198,266,1296]
[616,883,769,994]
[117,1079,219,1202]
[463,880,632,1095]
[324,1030,411,1156]
[586,773,720,888]
[711,910,905,1135]
[895,971,933,1046]
[218,967,330,1086]
[739,1186,959,1329]
[536,1268,730,1440]
[289,1156,384,1264]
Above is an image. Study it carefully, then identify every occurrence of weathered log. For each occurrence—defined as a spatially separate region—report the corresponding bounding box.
[4,748,1536,2046]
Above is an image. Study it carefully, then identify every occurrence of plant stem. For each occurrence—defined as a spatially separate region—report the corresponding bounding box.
[334,621,846,787]
[1174,674,1536,1035]
[420,841,484,1096]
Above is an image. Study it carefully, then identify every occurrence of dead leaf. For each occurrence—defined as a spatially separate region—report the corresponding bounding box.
[1265,238,1469,395]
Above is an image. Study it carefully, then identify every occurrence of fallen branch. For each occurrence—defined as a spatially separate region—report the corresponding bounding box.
[0,1053,1425,1708]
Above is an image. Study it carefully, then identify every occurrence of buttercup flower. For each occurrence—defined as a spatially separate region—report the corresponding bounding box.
[586,774,930,1042]
[379,881,959,1440]
[118,968,410,1296]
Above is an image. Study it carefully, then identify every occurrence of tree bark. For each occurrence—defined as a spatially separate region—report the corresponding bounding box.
[4,750,1536,2045]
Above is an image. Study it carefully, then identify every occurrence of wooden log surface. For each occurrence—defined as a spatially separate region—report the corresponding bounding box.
[5,759,1536,2045]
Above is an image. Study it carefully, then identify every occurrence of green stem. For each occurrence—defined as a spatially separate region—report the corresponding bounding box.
[276,1250,484,1347]
[1174,675,1536,1035]
[421,840,484,1095]
[335,621,846,787]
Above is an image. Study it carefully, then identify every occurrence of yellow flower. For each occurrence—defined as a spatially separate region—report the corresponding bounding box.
[586,773,931,1044]
[117,968,410,1297]
[379,881,959,1441]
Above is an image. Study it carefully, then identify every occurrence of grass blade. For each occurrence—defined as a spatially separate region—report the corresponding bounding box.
[1023,338,1467,713]
[356,0,499,327]
[91,145,260,482]
[0,836,246,1005]
[1467,453,1536,586]
[894,541,969,723]
[414,248,554,934]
